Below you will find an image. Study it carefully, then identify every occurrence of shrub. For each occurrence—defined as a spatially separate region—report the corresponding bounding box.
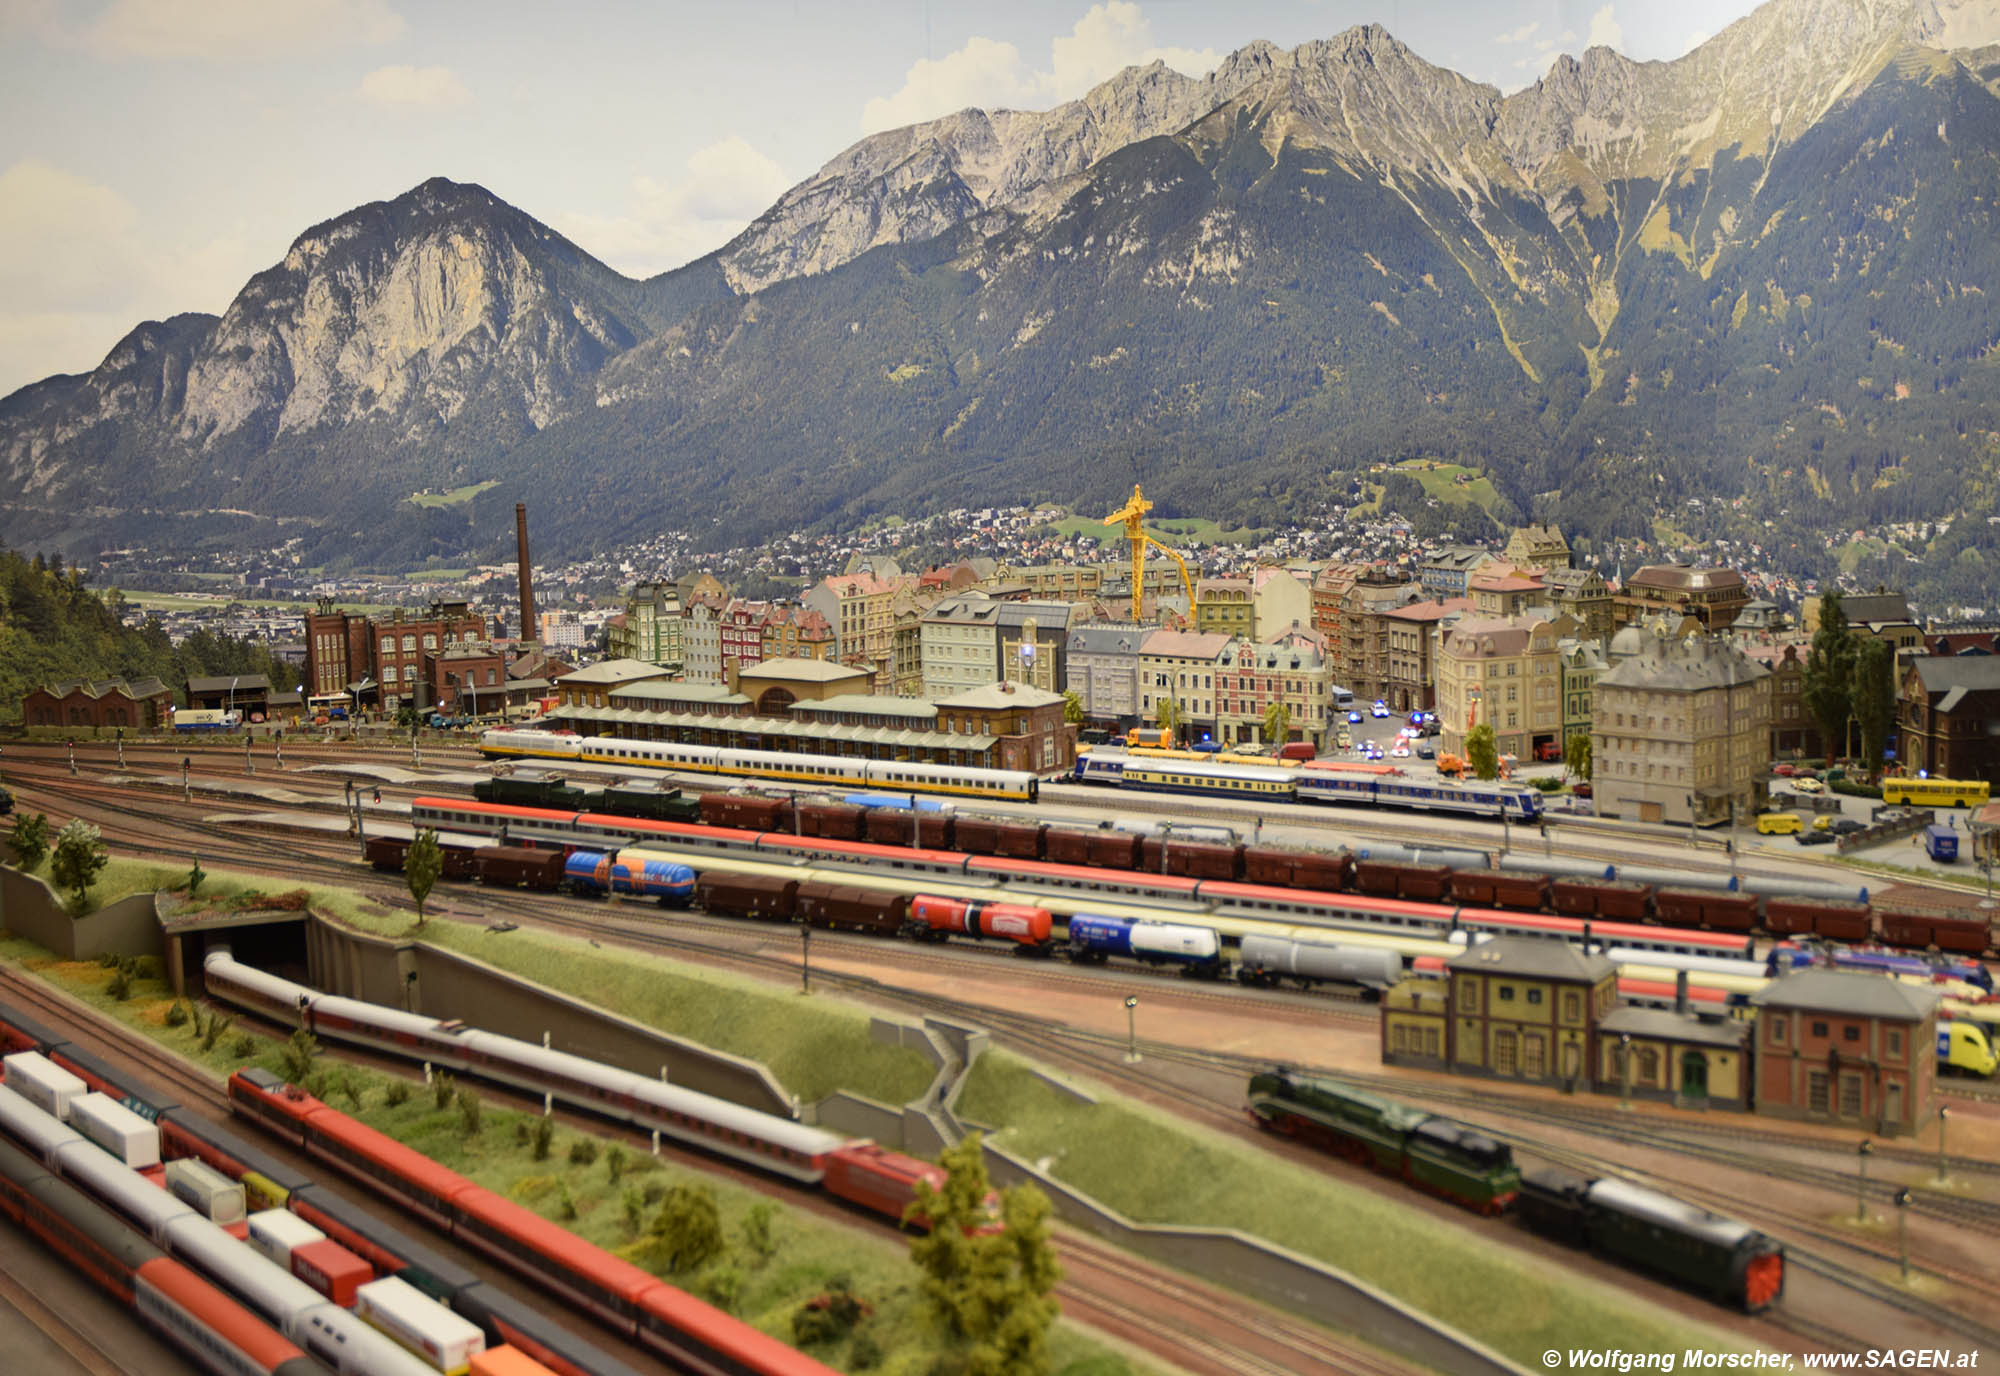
[742,1202,776,1264]
[791,1280,870,1347]
[200,1012,234,1054]
[699,1269,743,1313]
[165,1000,190,1028]
[642,1180,666,1206]
[384,1080,411,1108]
[558,1181,577,1222]
[107,968,132,1001]
[1831,779,1882,799]
[432,1071,455,1110]
[532,1116,554,1161]
[280,1029,320,1083]
[646,1185,723,1273]
[622,1188,645,1235]
[230,1034,255,1059]
[1530,775,1562,793]
[568,1139,598,1167]
[606,1144,626,1183]
[456,1087,482,1136]
[850,1330,884,1370]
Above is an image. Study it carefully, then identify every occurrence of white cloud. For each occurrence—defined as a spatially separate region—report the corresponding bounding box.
[358,64,471,108]
[0,161,251,396]
[83,0,403,60]
[1534,38,1556,52]
[861,2,1223,134]
[1586,4,1625,52]
[554,137,791,279]
[1494,21,1540,45]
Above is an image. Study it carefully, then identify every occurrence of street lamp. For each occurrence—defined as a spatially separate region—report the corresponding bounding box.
[1894,1187,1912,1280]
[1857,1139,1874,1223]
[1124,996,1140,1063]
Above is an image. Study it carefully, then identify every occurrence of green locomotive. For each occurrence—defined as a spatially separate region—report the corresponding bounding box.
[1245,1068,1521,1214]
[473,770,700,823]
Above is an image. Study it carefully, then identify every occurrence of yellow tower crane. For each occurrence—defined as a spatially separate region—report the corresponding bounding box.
[1104,483,1195,624]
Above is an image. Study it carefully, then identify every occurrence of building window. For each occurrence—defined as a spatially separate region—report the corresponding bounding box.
[1843,1025,1860,1043]
[1838,1073,1863,1119]
[1887,1030,1903,1058]
[1497,985,1514,1003]
[1769,1015,1787,1044]
[1457,981,1478,1013]
[1812,1021,1829,1039]
[1561,991,1580,1023]
[1526,988,1543,1005]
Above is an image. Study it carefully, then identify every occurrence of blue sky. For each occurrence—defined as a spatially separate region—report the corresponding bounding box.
[0,0,1769,397]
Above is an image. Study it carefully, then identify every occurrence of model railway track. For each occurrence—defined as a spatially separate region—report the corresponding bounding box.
[1,781,1425,1376]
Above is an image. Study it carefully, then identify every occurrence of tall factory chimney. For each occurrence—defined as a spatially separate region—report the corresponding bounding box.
[515,502,538,648]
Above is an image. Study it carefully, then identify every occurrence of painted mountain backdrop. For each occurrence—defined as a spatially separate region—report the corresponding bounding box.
[6,0,2000,604]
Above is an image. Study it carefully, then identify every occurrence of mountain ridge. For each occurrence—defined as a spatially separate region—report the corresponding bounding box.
[4,0,2000,609]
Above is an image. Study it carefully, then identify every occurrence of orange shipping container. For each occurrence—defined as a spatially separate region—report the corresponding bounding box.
[471,1347,560,1376]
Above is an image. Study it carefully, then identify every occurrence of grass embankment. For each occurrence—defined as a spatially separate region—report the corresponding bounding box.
[0,921,1149,1375]
[337,901,934,1107]
[407,482,500,508]
[955,1051,1756,1369]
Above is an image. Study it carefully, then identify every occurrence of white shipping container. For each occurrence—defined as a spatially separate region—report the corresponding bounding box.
[67,1091,159,1169]
[165,1157,247,1225]
[3,1051,86,1122]
[247,1208,324,1268]
[356,1276,485,1375]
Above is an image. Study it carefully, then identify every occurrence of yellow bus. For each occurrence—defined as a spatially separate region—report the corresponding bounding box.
[1880,776,1991,809]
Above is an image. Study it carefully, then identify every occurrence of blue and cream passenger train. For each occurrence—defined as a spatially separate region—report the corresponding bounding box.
[1072,753,1546,820]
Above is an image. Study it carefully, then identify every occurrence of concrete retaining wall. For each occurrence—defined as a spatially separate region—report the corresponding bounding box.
[0,865,163,963]
[303,916,795,1118]
[981,1141,1530,1376]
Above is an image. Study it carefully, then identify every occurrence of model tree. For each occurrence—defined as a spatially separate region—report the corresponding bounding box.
[1466,722,1500,781]
[1564,732,1592,782]
[49,819,107,913]
[1851,638,1896,778]
[1803,588,1855,760]
[404,828,443,929]
[9,811,50,870]
[907,1132,1062,1375]
[1262,699,1292,747]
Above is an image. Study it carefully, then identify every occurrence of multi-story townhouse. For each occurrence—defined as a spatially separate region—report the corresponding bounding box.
[1193,578,1255,640]
[1436,615,1570,764]
[1613,564,1751,631]
[1136,630,1232,743]
[1591,631,1772,826]
[920,597,1003,700]
[1064,624,1147,728]
[1215,632,1331,747]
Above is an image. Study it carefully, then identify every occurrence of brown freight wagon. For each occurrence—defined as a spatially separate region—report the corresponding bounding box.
[1697,891,1760,932]
[475,845,568,892]
[1354,860,1452,900]
[1883,909,1994,954]
[798,802,868,841]
[1481,872,1550,910]
[1653,888,1710,927]
[1137,838,1243,881]
[794,883,909,936]
[1764,897,1872,942]
[697,872,799,921]
[863,809,955,848]
[1045,828,1143,869]
[1241,848,1352,890]
[955,817,1046,859]
[699,792,794,832]
[365,836,410,872]
[1549,878,1652,920]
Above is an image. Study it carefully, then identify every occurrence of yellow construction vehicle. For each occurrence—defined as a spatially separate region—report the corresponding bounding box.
[1104,483,1195,623]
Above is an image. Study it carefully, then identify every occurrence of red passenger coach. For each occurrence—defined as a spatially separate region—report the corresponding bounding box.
[226,1070,839,1376]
